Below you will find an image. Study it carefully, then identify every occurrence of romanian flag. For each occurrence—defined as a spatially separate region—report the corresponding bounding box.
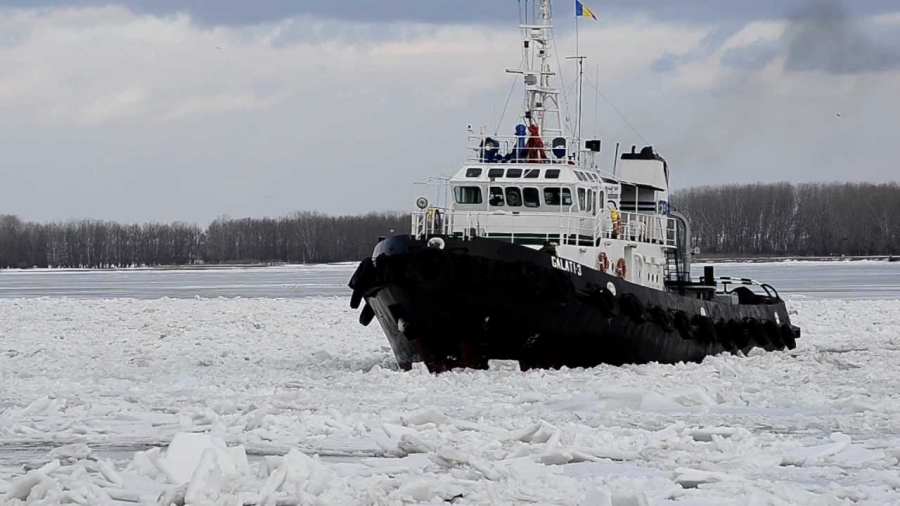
[575,0,597,20]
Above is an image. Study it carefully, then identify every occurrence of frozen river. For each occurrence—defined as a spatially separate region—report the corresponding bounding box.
[2,261,900,504]
[0,260,898,300]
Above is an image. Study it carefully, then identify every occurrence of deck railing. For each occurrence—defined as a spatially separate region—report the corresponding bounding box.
[593,211,676,247]
[413,208,676,248]
[467,135,586,165]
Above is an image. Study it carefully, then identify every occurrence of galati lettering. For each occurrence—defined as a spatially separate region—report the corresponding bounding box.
[551,257,582,276]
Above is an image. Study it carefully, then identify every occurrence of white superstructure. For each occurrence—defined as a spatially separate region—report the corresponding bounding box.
[411,0,676,290]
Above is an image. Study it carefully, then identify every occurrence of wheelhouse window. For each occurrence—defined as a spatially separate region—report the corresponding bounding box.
[465,168,482,178]
[588,189,595,215]
[545,169,560,179]
[575,171,586,181]
[544,188,560,205]
[506,168,522,178]
[489,186,505,206]
[524,169,540,178]
[488,168,504,179]
[505,187,523,207]
[454,186,483,204]
[562,188,573,206]
[578,188,586,210]
[523,187,540,208]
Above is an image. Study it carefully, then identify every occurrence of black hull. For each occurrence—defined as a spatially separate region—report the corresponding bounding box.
[349,236,799,372]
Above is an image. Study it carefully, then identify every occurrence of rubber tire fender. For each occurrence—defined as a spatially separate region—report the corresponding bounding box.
[648,305,673,332]
[618,293,646,323]
[744,317,769,347]
[672,310,693,340]
[728,319,749,349]
[348,257,375,309]
[780,324,797,350]
[359,303,376,326]
[691,315,717,344]
[594,288,617,317]
[764,320,784,349]
[715,320,735,352]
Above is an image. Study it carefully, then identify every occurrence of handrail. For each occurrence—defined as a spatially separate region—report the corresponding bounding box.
[412,208,676,248]
[468,134,586,164]
[712,276,780,300]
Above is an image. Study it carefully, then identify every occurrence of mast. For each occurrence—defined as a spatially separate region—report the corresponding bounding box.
[566,5,587,165]
[507,0,563,139]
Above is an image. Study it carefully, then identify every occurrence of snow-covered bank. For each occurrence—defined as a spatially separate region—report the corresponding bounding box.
[1,298,899,504]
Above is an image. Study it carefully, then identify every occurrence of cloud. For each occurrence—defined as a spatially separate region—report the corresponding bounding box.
[784,0,900,74]
[4,0,900,26]
[720,40,781,71]
[0,4,897,224]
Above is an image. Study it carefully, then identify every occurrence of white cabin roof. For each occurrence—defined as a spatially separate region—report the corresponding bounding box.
[450,164,603,185]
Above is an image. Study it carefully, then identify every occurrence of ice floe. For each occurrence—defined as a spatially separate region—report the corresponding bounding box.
[1,297,900,504]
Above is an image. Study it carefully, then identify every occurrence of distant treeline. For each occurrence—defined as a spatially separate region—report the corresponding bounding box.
[3,182,898,268]
[672,182,900,256]
[0,212,408,269]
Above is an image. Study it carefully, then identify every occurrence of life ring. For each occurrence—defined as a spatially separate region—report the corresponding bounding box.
[597,252,609,272]
[615,258,627,278]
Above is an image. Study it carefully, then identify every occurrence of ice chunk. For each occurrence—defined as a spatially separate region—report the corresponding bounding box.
[515,392,544,404]
[37,459,61,476]
[488,359,520,371]
[832,397,878,413]
[637,392,684,411]
[667,387,718,407]
[98,458,124,487]
[611,492,650,506]
[21,395,52,416]
[158,433,238,485]
[115,411,179,426]
[581,488,613,506]
[4,470,44,500]
[398,434,436,454]
[782,432,852,467]
[184,448,223,505]
[429,448,502,481]
[515,421,558,444]
[404,407,450,426]
[831,445,885,466]
[156,484,187,506]
[686,426,737,442]
[410,362,430,374]
[88,403,120,416]
[393,479,430,502]
[49,443,92,463]
[673,467,734,488]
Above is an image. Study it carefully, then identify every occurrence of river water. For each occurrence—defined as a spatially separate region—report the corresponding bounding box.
[0,260,898,300]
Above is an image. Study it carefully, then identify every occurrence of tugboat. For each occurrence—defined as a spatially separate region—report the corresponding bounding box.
[348,0,800,372]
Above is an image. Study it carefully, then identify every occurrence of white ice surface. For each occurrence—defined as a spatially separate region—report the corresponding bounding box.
[1,297,899,504]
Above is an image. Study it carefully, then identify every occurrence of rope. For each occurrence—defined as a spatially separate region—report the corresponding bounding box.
[584,76,650,145]
[495,53,527,134]
[554,37,573,137]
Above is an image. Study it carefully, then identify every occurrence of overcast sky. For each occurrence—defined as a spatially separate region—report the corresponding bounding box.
[1,0,898,223]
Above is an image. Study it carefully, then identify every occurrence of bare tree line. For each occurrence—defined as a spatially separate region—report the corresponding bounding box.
[0,212,407,269]
[672,182,900,257]
[3,182,897,267]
